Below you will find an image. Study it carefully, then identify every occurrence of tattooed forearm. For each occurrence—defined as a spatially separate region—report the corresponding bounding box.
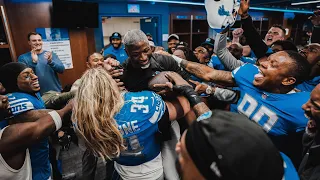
[181,60,236,86]
[193,102,211,118]
[212,70,236,86]
[181,60,214,81]
[9,109,52,124]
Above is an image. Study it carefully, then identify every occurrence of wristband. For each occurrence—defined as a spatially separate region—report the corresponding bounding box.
[197,110,212,122]
[49,111,62,131]
[172,55,183,66]
[173,85,202,107]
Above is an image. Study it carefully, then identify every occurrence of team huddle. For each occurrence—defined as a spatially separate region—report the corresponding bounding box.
[1,0,320,180]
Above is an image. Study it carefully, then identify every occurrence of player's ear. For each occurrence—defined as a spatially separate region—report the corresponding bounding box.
[282,77,296,86]
[125,47,130,57]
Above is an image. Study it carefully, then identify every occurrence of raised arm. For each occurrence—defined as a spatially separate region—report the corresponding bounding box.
[180,60,236,86]
[0,102,72,154]
[239,0,269,59]
[214,31,244,71]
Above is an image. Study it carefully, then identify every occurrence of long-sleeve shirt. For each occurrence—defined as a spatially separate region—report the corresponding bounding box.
[214,33,245,71]
[18,50,65,95]
[241,15,270,59]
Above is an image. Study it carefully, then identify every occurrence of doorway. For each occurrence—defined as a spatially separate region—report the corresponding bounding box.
[101,16,159,46]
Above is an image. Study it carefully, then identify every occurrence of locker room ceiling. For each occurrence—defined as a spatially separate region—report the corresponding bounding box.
[84,0,318,11]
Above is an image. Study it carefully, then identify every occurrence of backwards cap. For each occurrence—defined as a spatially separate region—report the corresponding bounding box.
[0,62,28,93]
[205,0,240,29]
[185,110,284,180]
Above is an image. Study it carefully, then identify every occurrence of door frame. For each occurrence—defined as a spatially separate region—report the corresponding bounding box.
[99,14,162,48]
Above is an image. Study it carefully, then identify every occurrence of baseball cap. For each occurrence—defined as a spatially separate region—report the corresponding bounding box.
[168,34,179,41]
[176,41,189,48]
[205,0,240,29]
[185,110,284,180]
[110,32,122,40]
[149,40,155,47]
[201,38,215,48]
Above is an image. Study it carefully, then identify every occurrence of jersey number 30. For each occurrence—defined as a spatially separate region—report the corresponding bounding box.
[237,94,278,132]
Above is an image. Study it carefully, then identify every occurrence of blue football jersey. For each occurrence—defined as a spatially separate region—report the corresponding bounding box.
[296,76,320,92]
[231,64,309,136]
[103,44,128,64]
[115,91,166,166]
[240,56,256,64]
[7,92,50,180]
[280,152,299,180]
[207,55,225,70]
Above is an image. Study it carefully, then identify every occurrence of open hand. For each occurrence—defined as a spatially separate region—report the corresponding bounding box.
[153,72,191,94]
[114,79,126,91]
[239,0,250,18]
[104,57,120,67]
[44,51,53,63]
[31,49,38,63]
[189,80,208,94]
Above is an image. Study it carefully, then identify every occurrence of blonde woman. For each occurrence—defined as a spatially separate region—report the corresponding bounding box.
[72,67,190,180]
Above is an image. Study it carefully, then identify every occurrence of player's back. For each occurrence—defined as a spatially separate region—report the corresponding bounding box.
[114,91,166,166]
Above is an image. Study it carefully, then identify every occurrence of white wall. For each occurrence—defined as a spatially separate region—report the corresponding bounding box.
[102,17,141,46]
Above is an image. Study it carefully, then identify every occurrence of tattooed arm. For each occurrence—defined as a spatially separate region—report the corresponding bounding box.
[180,60,236,86]
[9,109,52,124]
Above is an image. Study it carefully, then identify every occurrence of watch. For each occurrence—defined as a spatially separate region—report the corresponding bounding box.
[205,86,213,95]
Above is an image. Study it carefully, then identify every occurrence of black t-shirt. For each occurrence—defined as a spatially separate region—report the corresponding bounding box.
[122,53,190,92]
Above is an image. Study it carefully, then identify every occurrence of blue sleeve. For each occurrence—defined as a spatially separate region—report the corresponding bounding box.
[231,63,259,88]
[49,52,65,73]
[208,56,225,70]
[240,57,256,64]
[147,92,166,124]
[18,54,37,70]
[8,93,36,116]
[280,152,299,180]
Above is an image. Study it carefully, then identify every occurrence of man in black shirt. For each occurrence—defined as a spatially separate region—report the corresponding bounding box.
[120,29,190,180]
[121,29,190,92]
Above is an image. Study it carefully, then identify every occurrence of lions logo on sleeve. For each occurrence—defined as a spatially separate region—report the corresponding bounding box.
[7,92,45,116]
[115,91,166,166]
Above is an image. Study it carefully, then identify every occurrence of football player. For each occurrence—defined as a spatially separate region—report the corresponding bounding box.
[72,68,211,180]
[174,50,311,167]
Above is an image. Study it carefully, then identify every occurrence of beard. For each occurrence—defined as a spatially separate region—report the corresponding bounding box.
[112,43,121,49]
